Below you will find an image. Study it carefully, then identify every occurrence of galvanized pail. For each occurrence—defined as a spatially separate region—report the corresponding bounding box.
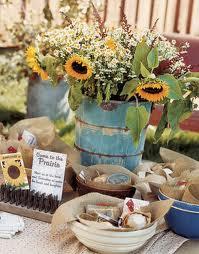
[75,98,151,171]
[27,78,71,121]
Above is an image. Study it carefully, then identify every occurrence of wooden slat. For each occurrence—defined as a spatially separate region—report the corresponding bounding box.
[26,0,45,24]
[136,0,152,29]
[151,0,167,32]
[0,202,53,223]
[190,0,199,35]
[124,0,138,27]
[164,0,178,33]
[177,0,190,34]
[104,0,121,27]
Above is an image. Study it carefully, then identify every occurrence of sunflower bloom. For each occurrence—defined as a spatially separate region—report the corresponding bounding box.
[136,81,169,102]
[2,161,27,187]
[26,46,48,80]
[105,38,117,50]
[65,55,92,80]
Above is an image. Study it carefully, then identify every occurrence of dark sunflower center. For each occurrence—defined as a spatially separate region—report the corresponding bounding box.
[8,165,20,179]
[143,87,163,94]
[72,61,88,74]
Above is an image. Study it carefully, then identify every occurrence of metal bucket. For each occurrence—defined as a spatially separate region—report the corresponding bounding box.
[75,98,152,171]
[27,77,71,121]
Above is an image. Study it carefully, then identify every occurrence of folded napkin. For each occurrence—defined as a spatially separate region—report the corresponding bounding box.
[0,212,24,239]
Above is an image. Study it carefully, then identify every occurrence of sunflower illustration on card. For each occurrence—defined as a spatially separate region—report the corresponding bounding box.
[0,153,29,189]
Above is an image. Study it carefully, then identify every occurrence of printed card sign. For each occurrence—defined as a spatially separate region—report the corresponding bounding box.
[31,149,67,200]
[0,152,29,189]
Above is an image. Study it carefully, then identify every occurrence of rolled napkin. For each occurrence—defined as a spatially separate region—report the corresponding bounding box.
[122,211,151,230]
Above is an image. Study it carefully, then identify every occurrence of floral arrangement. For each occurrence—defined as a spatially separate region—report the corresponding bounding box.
[26,6,199,146]
[0,0,101,84]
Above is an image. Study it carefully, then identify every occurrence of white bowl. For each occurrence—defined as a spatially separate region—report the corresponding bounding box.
[70,221,157,254]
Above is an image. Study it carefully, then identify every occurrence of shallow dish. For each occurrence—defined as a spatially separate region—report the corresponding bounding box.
[70,221,157,254]
[158,189,199,239]
[76,176,136,199]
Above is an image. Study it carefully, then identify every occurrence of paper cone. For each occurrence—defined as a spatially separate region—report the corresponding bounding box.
[182,183,199,205]
[160,184,185,200]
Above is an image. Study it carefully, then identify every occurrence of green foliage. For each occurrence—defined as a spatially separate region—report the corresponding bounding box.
[140,62,151,78]
[126,106,149,147]
[132,41,150,75]
[97,87,103,105]
[68,82,83,111]
[158,74,183,99]
[42,55,58,85]
[144,127,199,162]
[167,100,192,131]
[154,104,168,142]
[147,46,159,69]
[120,79,139,98]
[105,83,111,102]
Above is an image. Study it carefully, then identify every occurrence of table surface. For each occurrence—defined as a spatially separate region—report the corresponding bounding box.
[0,215,198,254]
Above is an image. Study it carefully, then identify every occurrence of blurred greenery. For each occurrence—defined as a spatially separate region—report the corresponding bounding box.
[0,82,198,162]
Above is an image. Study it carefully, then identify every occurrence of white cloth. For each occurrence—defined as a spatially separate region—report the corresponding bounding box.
[0,212,24,239]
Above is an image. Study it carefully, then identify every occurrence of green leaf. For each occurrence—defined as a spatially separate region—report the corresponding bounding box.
[147,47,159,69]
[158,74,183,99]
[120,79,139,96]
[167,100,192,131]
[105,83,111,102]
[154,104,168,142]
[68,83,83,111]
[42,55,58,85]
[132,41,151,75]
[140,62,151,78]
[126,106,149,147]
[97,87,103,105]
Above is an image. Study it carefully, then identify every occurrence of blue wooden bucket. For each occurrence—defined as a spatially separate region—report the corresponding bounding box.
[27,78,71,121]
[75,98,152,171]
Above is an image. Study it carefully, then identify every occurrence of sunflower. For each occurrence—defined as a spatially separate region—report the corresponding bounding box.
[64,55,92,80]
[2,160,27,187]
[26,46,48,80]
[136,81,169,102]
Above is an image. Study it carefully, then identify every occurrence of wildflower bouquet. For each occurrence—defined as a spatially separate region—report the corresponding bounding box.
[26,6,198,146]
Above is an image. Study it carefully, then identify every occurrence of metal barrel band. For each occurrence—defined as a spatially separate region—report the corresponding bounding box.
[74,144,143,158]
[75,116,130,131]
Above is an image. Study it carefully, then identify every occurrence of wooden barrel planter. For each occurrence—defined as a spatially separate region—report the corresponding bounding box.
[27,77,71,121]
[75,98,152,171]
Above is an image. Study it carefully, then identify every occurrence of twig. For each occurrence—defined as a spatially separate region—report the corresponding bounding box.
[91,1,107,38]
[134,94,139,107]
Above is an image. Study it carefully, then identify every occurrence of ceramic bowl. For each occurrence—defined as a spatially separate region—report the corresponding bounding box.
[158,189,199,239]
[69,221,157,254]
[76,176,136,199]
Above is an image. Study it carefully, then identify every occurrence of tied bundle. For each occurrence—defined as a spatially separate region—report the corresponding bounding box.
[134,148,199,198]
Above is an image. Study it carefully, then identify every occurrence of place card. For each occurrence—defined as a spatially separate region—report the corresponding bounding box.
[0,153,29,189]
[22,130,37,146]
[31,149,67,200]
